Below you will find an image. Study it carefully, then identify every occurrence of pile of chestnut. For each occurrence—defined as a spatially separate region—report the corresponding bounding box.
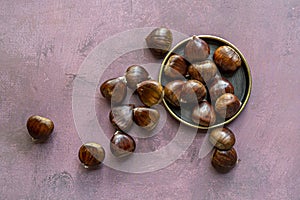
[163,36,242,126]
[160,32,242,173]
[25,28,243,173]
[99,65,164,160]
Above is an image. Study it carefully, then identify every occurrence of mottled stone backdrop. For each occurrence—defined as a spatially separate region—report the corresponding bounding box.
[0,0,299,199]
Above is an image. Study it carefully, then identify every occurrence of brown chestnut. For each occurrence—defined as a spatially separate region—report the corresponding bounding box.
[136,80,164,107]
[164,55,188,79]
[125,65,150,90]
[192,101,216,127]
[100,77,127,105]
[209,127,236,150]
[215,93,241,119]
[26,115,54,142]
[208,78,234,102]
[146,27,173,58]
[110,131,136,158]
[164,80,185,107]
[180,80,206,104]
[109,105,134,132]
[78,143,105,169]
[184,35,210,63]
[213,46,241,73]
[211,148,237,173]
[133,107,160,131]
[188,60,218,84]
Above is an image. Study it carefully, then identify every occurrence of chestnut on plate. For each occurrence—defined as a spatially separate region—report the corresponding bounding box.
[192,101,216,127]
[209,127,236,150]
[215,93,241,119]
[180,80,207,104]
[163,80,185,108]
[110,131,136,158]
[78,142,105,169]
[100,77,127,105]
[188,60,218,84]
[208,78,234,102]
[164,55,188,79]
[26,115,54,142]
[213,45,241,73]
[211,147,237,173]
[184,35,210,63]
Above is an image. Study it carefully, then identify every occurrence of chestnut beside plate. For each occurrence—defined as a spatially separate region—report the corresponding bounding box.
[159,35,252,129]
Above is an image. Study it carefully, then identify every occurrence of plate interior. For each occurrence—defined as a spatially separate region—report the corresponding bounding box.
[159,36,251,129]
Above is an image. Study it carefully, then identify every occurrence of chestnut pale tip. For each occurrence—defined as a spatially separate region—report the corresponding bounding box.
[78,142,105,169]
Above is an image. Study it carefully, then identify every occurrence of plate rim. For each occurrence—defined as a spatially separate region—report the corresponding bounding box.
[158,35,252,129]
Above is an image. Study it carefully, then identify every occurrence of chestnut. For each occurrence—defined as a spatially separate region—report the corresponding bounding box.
[213,46,241,73]
[184,35,210,63]
[208,78,234,102]
[180,80,206,104]
[78,143,105,169]
[215,93,241,119]
[211,147,237,173]
[164,55,188,79]
[133,107,160,131]
[146,27,173,58]
[164,80,185,108]
[110,131,136,158]
[109,104,134,132]
[100,77,127,105]
[209,127,236,150]
[26,115,54,142]
[136,80,164,107]
[188,60,218,84]
[125,65,150,90]
[192,101,216,127]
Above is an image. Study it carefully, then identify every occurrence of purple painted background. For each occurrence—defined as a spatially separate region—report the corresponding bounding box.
[0,0,299,199]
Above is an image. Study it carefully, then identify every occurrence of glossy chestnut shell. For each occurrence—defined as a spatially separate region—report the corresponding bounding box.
[184,35,210,63]
[163,80,185,108]
[110,131,136,158]
[125,65,150,90]
[164,54,188,79]
[209,127,236,150]
[215,93,241,119]
[146,27,173,58]
[100,77,127,105]
[26,115,54,141]
[208,78,234,102]
[192,101,216,127]
[180,80,206,104]
[213,45,241,73]
[109,105,134,132]
[133,107,160,131]
[78,143,105,168]
[211,147,237,173]
[188,60,218,84]
[136,80,164,107]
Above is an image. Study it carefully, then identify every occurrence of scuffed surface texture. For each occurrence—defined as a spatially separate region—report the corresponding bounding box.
[0,0,299,199]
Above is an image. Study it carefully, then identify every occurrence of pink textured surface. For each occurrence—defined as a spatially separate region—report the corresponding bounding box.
[0,0,299,199]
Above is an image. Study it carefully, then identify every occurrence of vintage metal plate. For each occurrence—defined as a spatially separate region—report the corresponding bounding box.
[159,35,252,129]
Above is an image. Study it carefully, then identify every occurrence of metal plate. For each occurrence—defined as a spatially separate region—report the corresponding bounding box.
[159,35,252,129]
